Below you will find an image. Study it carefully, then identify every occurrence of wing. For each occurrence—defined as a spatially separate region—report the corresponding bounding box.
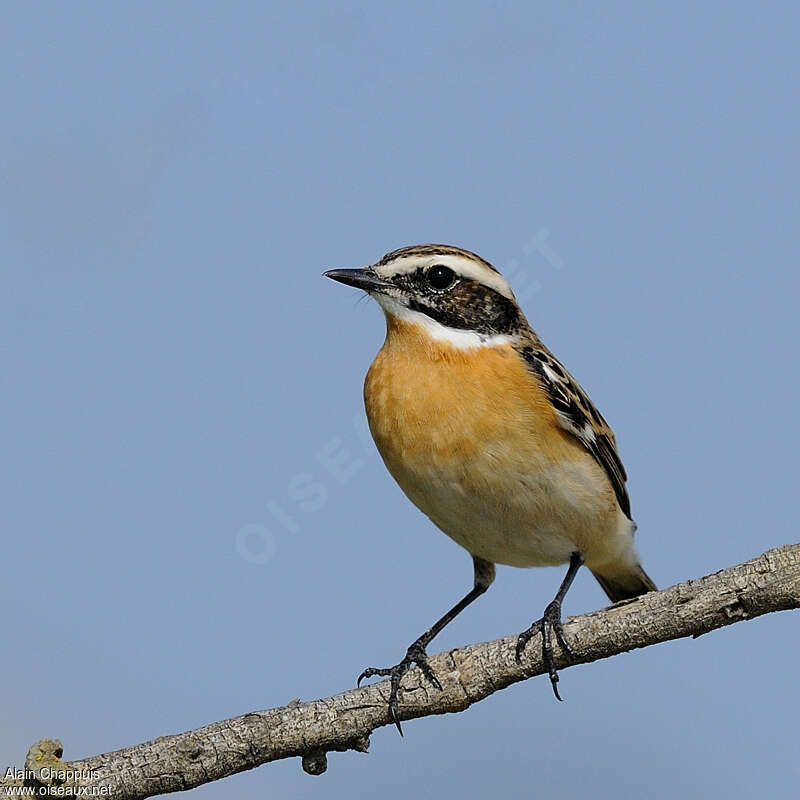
[519,343,632,519]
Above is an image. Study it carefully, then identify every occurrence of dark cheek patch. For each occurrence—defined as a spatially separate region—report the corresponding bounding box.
[406,280,521,336]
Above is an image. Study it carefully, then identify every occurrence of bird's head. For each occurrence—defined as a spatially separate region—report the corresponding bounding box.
[324,244,526,346]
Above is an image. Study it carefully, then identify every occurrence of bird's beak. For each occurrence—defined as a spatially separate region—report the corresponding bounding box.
[323,268,394,293]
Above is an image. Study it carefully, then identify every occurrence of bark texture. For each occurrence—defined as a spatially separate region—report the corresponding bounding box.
[2,544,798,799]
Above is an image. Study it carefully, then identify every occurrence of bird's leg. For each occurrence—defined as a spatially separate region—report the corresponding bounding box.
[516,551,584,700]
[358,556,495,735]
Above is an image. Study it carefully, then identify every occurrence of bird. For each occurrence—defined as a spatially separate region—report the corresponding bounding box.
[324,244,656,733]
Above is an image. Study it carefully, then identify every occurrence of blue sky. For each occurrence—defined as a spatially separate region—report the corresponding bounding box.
[2,2,798,798]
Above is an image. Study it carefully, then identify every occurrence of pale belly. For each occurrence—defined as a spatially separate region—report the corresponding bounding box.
[372,432,628,568]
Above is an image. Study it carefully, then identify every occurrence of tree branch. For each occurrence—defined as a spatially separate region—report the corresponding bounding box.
[3,544,798,799]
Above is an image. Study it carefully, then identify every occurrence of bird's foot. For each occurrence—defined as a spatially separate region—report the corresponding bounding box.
[357,640,442,735]
[515,598,574,700]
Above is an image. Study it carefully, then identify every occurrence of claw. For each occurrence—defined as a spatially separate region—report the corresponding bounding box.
[388,684,403,736]
[356,641,442,735]
[515,599,573,700]
[418,660,443,691]
[357,666,391,687]
[551,620,574,657]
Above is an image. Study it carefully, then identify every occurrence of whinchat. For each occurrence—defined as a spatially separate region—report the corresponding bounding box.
[324,244,656,733]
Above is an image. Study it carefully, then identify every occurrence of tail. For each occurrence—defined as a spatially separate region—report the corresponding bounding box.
[590,562,657,603]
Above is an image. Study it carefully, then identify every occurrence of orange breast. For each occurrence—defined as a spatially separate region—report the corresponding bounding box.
[364,317,582,480]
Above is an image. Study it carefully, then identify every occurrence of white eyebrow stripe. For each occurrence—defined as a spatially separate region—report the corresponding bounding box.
[374,253,515,301]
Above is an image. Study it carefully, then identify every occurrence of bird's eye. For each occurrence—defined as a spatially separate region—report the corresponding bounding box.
[427,265,456,291]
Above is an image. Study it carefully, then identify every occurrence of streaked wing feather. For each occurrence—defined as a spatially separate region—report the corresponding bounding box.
[519,344,632,519]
